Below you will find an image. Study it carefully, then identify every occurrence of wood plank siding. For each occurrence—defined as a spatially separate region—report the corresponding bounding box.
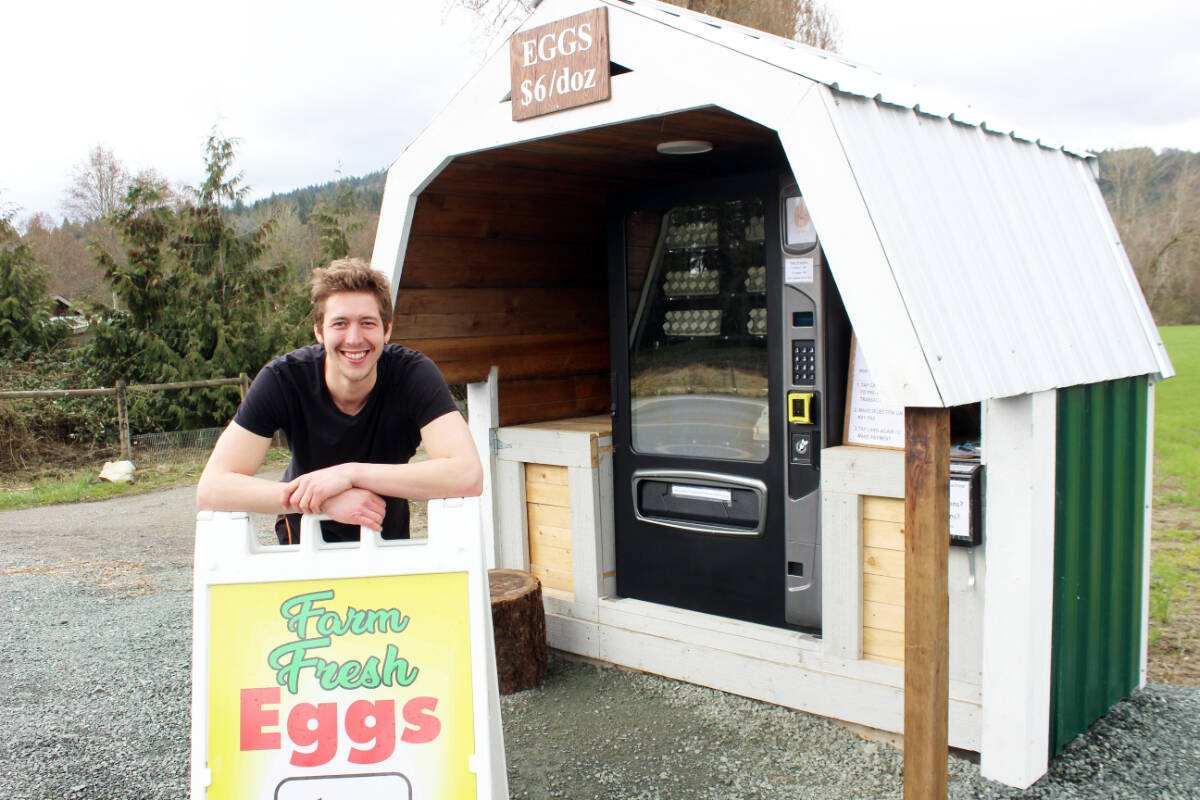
[389,107,786,426]
[525,463,574,595]
[862,495,906,665]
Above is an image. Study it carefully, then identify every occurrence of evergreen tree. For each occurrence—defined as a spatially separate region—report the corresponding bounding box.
[309,183,364,263]
[87,134,310,430]
[0,213,67,358]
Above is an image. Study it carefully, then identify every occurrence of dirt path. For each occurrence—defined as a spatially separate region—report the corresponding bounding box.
[0,483,198,588]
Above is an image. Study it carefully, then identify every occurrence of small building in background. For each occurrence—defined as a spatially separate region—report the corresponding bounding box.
[370,0,1173,788]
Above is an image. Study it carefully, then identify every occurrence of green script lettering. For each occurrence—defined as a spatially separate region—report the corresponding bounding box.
[381,644,420,687]
[279,590,335,639]
[268,590,420,693]
[268,639,419,693]
[279,591,411,639]
[267,637,331,694]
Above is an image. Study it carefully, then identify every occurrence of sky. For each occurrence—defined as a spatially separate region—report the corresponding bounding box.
[2,0,1198,222]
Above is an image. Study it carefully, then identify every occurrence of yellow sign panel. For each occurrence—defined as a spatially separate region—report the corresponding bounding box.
[206,572,476,799]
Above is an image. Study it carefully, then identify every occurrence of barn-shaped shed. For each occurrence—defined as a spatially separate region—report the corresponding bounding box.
[370,0,1173,789]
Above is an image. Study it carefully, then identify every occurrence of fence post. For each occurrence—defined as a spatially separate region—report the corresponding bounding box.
[116,379,132,460]
[238,372,250,402]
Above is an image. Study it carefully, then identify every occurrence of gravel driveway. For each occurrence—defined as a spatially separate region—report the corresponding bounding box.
[1,484,1197,799]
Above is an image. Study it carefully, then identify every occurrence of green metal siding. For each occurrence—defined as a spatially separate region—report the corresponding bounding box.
[1050,376,1148,755]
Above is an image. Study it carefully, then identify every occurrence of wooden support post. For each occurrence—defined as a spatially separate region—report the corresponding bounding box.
[116,379,131,460]
[903,407,950,800]
[238,372,250,402]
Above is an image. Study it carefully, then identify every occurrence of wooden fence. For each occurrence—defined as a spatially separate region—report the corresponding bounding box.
[0,375,250,459]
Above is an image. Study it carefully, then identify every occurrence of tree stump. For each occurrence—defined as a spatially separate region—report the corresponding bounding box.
[488,569,548,695]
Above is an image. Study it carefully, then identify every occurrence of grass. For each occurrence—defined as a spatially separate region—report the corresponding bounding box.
[1147,325,1200,682]
[1155,325,1200,507]
[0,448,291,512]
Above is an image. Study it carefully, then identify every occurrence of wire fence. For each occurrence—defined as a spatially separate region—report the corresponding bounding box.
[131,427,288,464]
[131,427,226,464]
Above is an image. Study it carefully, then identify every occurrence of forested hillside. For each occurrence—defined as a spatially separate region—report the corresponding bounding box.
[7,161,386,309]
[1098,148,1200,324]
[243,171,386,221]
[10,146,1195,323]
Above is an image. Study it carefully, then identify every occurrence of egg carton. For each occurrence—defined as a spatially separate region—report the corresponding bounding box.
[747,307,768,336]
[663,309,722,337]
[744,266,766,293]
[663,269,720,296]
[665,220,720,248]
[744,215,765,242]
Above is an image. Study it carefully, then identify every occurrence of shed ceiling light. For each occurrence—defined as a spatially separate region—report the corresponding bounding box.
[656,139,714,155]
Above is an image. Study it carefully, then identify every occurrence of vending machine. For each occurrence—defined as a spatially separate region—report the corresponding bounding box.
[608,172,849,630]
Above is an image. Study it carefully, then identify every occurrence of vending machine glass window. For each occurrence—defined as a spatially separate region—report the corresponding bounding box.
[625,198,769,462]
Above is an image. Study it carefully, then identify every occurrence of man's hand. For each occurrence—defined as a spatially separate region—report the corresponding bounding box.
[321,488,387,532]
[282,464,355,513]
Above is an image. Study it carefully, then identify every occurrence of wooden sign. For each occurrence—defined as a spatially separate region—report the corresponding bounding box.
[844,333,906,449]
[510,7,610,121]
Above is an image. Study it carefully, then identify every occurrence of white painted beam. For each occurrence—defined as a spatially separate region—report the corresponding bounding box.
[979,391,1056,788]
[1139,378,1156,688]
[466,366,500,569]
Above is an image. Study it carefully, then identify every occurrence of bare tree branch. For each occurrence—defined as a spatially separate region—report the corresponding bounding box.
[62,146,131,223]
[451,0,841,50]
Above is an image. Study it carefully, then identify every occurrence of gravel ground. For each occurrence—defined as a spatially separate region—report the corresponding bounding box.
[1,484,1198,799]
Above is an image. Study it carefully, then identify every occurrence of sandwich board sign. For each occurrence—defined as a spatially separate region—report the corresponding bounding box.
[191,499,507,799]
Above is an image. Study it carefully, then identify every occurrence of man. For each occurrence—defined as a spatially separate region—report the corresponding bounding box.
[196,258,482,542]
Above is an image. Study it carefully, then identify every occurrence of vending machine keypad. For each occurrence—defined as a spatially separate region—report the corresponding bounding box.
[792,340,816,384]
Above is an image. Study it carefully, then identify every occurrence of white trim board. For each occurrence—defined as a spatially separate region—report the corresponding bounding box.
[979,391,1057,788]
[546,595,983,750]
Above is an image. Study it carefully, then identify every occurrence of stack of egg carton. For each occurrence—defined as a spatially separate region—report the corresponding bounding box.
[744,266,766,293]
[744,215,765,242]
[664,269,720,296]
[664,309,722,337]
[747,307,768,336]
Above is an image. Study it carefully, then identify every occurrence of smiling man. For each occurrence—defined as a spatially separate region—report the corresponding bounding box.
[197,258,482,542]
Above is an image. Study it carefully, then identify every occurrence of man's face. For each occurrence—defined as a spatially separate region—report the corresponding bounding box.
[314,291,391,387]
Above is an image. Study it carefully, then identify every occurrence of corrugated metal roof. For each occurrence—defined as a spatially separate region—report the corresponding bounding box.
[376,0,1173,406]
[824,92,1172,404]
[600,0,1173,402]
[608,0,1095,158]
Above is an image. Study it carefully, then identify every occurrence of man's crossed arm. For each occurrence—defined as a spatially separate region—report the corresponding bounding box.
[195,411,483,531]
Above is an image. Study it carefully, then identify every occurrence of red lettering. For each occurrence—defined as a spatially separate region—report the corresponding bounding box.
[400,696,441,744]
[287,702,338,767]
[345,699,396,764]
[239,687,280,751]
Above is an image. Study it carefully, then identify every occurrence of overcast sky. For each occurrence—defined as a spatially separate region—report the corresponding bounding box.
[2,0,1197,221]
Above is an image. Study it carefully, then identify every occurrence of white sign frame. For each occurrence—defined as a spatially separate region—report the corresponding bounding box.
[190,500,507,799]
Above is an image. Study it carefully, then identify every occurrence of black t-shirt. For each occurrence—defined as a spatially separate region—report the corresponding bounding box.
[234,343,459,542]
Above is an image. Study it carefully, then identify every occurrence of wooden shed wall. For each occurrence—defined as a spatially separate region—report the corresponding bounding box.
[388,108,787,427]
[391,163,611,426]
